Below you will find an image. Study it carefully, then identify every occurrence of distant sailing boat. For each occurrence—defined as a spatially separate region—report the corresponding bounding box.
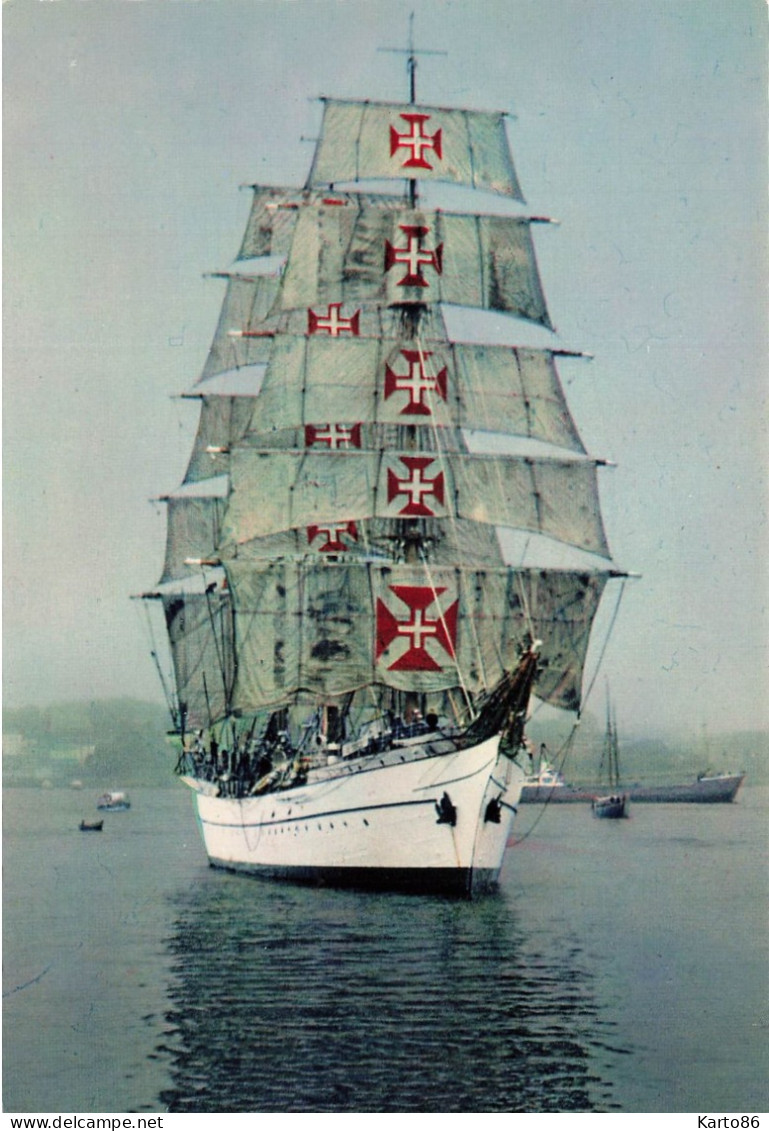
[592,690,628,819]
[141,29,625,896]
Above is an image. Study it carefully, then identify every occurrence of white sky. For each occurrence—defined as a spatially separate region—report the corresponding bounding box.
[4,0,767,737]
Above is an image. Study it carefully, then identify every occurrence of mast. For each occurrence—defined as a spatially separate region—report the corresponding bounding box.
[380,17,448,576]
[379,12,447,207]
[601,683,621,788]
[611,698,621,788]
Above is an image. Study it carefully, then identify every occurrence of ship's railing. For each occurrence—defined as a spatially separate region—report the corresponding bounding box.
[176,712,460,799]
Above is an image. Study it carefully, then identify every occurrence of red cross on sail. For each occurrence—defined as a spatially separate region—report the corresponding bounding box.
[307,521,359,553]
[384,224,443,288]
[375,585,458,672]
[307,303,361,336]
[387,456,445,516]
[384,349,448,415]
[389,113,443,171]
[305,423,362,449]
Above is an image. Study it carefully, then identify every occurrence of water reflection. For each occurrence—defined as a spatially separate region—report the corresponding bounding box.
[156,871,616,1112]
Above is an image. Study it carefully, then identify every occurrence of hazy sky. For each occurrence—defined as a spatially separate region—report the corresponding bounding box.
[4,0,767,737]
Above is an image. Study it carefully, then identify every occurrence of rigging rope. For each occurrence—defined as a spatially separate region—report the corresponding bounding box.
[579,579,627,718]
[512,576,628,845]
[138,598,177,727]
[508,720,580,846]
[415,330,488,702]
[417,544,473,717]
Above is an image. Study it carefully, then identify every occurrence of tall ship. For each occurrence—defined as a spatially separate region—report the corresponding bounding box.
[142,37,625,897]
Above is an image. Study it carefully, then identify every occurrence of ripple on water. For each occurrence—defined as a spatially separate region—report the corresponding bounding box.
[155,874,617,1113]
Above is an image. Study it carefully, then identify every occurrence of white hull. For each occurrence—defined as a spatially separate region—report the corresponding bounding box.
[184,736,525,898]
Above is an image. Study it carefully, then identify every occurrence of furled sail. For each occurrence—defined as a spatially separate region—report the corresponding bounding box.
[306,99,524,199]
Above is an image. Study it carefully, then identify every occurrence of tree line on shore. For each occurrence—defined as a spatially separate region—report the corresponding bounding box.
[3,697,765,787]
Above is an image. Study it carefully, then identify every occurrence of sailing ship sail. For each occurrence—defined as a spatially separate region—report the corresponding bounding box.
[141,37,625,896]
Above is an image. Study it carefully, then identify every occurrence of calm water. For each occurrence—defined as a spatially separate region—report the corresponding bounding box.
[3,782,767,1113]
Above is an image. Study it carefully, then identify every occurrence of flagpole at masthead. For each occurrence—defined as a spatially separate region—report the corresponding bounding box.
[379,12,447,205]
